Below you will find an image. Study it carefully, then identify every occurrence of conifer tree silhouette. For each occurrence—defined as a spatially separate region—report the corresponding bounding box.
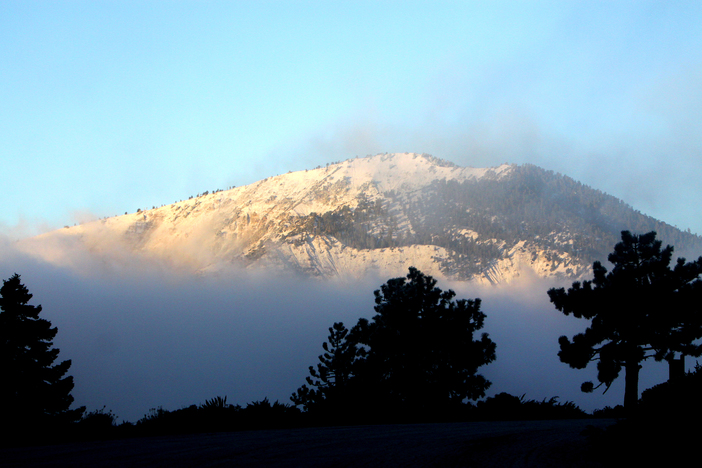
[353,267,495,414]
[290,322,360,413]
[293,268,496,420]
[548,231,702,412]
[0,274,84,430]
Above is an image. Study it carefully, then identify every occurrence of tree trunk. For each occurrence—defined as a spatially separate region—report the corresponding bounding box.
[668,354,685,382]
[624,359,640,415]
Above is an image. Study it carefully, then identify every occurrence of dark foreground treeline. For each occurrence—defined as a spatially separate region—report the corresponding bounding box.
[14,392,588,446]
[69,364,701,466]
[12,362,702,451]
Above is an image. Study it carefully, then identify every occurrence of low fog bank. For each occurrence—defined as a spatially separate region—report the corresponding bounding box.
[0,239,382,422]
[0,239,677,421]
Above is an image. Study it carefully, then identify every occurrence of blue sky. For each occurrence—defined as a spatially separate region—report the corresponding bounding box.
[2,1,701,236]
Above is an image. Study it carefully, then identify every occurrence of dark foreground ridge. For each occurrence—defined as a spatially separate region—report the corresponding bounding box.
[1,419,612,468]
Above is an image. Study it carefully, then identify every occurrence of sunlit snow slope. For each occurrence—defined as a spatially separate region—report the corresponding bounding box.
[18,153,702,283]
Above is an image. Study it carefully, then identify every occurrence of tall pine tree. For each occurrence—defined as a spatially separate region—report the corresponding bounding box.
[548,231,702,412]
[354,267,496,415]
[0,274,83,430]
[291,268,496,422]
[290,322,361,414]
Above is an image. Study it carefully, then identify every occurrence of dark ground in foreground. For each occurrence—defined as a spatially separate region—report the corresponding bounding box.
[1,419,615,468]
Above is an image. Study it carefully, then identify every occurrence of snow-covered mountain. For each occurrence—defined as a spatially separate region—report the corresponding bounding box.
[19,153,702,284]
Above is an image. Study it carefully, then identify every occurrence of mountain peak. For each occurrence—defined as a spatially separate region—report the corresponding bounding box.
[18,154,701,284]
[291,152,514,197]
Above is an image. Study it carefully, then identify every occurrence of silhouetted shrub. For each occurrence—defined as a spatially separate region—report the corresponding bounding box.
[240,398,302,429]
[127,396,303,437]
[71,406,120,440]
[475,392,588,420]
[638,362,702,420]
[201,395,229,410]
[591,405,625,419]
[80,406,118,430]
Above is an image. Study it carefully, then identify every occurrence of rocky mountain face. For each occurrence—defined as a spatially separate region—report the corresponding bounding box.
[21,153,702,284]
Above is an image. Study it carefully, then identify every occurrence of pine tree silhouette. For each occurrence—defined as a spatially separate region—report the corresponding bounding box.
[0,274,84,433]
[549,231,702,412]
